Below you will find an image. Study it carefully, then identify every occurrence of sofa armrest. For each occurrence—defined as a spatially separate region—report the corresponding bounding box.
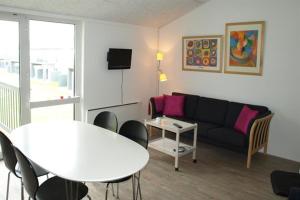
[246,111,270,136]
[247,113,274,168]
[148,98,157,119]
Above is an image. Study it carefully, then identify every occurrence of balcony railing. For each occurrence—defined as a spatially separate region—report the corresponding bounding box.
[0,81,20,131]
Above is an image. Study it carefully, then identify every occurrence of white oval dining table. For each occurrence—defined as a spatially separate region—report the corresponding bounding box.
[9,120,149,183]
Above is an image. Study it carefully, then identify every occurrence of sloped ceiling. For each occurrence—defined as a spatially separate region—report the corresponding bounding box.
[0,0,209,27]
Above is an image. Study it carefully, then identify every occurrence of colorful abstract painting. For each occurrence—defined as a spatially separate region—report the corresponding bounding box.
[225,21,265,75]
[182,35,223,73]
[229,30,258,67]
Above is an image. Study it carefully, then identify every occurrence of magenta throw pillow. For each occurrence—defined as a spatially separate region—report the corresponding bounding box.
[234,105,259,135]
[163,95,185,117]
[153,96,165,113]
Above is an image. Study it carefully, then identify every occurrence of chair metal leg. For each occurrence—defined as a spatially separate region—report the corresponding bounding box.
[6,171,11,200]
[131,175,136,200]
[87,194,92,200]
[105,183,110,200]
[116,183,119,199]
[21,180,24,200]
[136,172,142,200]
[111,183,115,197]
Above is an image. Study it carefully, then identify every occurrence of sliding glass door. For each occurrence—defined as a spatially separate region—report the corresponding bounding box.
[0,12,81,135]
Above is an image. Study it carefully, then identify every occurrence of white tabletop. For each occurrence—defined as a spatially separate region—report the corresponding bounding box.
[10,121,149,182]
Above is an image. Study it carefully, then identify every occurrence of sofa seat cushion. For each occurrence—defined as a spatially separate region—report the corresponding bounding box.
[206,127,247,147]
[194,97,228,125]
[197,122,221,138]
[164,117,219,137]
[167,117,220,140]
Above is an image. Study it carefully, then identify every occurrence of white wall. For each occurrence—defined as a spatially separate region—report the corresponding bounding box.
[82,20,158,121]
[159,0,300,161]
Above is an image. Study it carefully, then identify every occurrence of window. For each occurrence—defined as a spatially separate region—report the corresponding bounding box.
[29,20,78,122]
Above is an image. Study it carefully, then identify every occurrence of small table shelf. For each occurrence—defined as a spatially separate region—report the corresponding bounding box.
[145,117,198,171]
[149,138,195,158]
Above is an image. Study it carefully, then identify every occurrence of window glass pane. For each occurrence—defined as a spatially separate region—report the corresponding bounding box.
[0,20,19,87]
[30,20,75,102]
[31,104,74,123]
[0,20,20,131]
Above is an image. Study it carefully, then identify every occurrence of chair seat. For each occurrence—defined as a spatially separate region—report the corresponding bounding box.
[16,161,48,178]
[36,176,88,200]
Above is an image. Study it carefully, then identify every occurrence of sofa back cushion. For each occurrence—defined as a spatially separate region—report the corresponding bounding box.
[194,97,229,125]
[225,101,269,128]
[172,92,198,119]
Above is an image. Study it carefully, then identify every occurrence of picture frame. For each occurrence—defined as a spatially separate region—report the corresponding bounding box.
[182,35,223,73]
[224,21,265,75]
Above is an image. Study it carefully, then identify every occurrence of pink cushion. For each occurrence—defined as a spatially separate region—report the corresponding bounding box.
[234,105,259,135]
[163,95,185,117]
[153,96,165,113]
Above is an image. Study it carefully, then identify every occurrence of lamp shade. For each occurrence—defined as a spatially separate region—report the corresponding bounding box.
[156,52,164,61]
[159,73,168,82]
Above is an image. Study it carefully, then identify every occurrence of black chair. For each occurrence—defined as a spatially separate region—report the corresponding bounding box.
[94,111,118,132]
[104,120,148,200]
[271,170,300,198]
[0,131,48,200]
[14,147,89,200]
[289,187,300,200]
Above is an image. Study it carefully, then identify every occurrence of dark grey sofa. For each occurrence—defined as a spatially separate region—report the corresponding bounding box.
[149,92,274,168]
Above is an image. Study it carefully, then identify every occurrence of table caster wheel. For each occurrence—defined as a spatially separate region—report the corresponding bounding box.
[193,159,197,163]
[175,168,179,171]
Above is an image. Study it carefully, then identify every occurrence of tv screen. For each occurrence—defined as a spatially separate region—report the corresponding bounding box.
[107,48,132,70]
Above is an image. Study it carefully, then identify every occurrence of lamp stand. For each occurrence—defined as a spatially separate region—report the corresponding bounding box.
[157,60,161,96]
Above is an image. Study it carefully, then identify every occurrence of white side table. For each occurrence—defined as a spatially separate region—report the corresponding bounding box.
[145,117,198,171]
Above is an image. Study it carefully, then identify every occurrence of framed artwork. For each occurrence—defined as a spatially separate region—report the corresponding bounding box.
[224,21,265,75]
[182,35,223,73]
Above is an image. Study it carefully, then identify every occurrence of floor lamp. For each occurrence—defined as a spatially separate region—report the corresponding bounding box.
[156,52,167,96]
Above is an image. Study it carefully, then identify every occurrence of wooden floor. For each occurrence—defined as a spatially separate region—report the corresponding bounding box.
[0,139,298,200]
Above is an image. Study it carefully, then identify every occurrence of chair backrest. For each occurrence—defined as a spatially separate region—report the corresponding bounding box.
[94,111,118,132]
[0,131,18,176]
[14,147,39,199]
[118,120,148,149]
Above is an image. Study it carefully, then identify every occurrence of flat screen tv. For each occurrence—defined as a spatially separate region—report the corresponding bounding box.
[107,48,132,70]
